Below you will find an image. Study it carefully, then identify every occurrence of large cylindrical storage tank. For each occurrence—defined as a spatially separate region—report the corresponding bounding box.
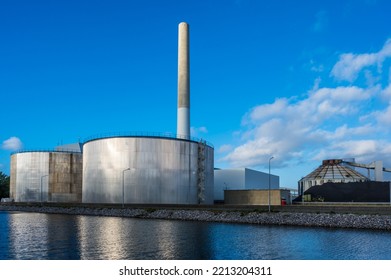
[82,135,214,204]
[10,151,83,202]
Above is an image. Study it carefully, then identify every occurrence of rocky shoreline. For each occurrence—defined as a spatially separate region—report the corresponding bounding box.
[1,204,391,230]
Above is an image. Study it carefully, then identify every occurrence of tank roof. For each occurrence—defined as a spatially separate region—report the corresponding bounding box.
[82,131,214,148]
[11,149,82,155]
[301,159,369,181]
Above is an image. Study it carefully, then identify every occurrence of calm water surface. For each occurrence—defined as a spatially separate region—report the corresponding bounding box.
[1,211,390,260]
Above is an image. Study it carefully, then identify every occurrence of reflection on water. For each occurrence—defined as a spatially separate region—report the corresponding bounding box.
[1,211,391,260]
[77,215,214,259]
[3,212,81,259]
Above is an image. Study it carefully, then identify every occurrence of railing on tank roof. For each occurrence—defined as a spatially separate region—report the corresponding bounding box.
[11,149,82,155]
[82,131,214,148]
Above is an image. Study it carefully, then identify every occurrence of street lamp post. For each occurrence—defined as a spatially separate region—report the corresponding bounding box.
[40,175,49,205]
[122,168,131,208]
[268,156,274,212]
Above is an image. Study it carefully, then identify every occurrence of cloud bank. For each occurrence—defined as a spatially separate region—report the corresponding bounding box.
[331,39,391,82]
[220,38,391,169]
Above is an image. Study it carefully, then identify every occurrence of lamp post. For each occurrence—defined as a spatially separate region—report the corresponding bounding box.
[268,156,274,212]
[40,175,49,204]
[122,168,131,208]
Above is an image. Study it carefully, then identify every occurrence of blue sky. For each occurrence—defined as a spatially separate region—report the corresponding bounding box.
[1,0,391,187]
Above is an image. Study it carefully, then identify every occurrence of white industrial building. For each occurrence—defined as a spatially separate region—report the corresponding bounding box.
[214,168,280,202]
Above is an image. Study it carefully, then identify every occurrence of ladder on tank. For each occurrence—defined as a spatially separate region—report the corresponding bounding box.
[197,140,206,203]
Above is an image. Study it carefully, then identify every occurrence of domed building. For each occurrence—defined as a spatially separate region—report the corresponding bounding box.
[298,159,369,196]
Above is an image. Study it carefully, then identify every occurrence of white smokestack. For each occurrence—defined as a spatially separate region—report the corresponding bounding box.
[177,22,190,139]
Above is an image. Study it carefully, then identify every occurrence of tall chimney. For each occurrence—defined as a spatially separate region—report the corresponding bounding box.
[177,22,190,139]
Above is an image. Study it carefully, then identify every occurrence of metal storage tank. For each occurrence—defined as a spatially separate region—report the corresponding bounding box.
[10,151,83,202]
[82,133,214,204]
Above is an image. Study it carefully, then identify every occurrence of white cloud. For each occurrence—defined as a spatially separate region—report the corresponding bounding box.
[218,144,233,153]
[219,38,391,174]
[381,84,391,100]
[314,140,391,165]
[221,84,385,168]
[375,105,391,126]
[331,53,377,82]
[372,85,391,127]
[331,39,391,82]
[2,137,23,151]
[244,85,375,130]
[245,98,289,123]
[333,140,377,156]
[191,126,208,137]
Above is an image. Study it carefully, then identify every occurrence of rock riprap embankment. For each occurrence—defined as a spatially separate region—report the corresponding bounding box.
[1,205,391,230]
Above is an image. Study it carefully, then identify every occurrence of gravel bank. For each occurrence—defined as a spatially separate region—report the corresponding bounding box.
[1,205,391,230]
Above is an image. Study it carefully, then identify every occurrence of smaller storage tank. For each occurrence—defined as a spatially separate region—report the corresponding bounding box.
[10,150,83,202]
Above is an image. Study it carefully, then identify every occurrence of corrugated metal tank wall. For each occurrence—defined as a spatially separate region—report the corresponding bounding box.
[10,154,17,200]
[10,152,49,202]
[49,152,83,202]
[82,137,214,204]
[10,152,83,202]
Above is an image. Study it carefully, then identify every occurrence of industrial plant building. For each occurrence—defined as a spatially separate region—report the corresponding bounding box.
[297,159,391,203]
[301,181,390,203]
[214,168,279,202]
[298,159,369,195]
[8,22,286,206]
[224,189,290,206]
[9,22,216,205]
[8,21,391,207]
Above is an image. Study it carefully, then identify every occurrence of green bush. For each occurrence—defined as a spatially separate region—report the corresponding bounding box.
[0,172,10,198]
